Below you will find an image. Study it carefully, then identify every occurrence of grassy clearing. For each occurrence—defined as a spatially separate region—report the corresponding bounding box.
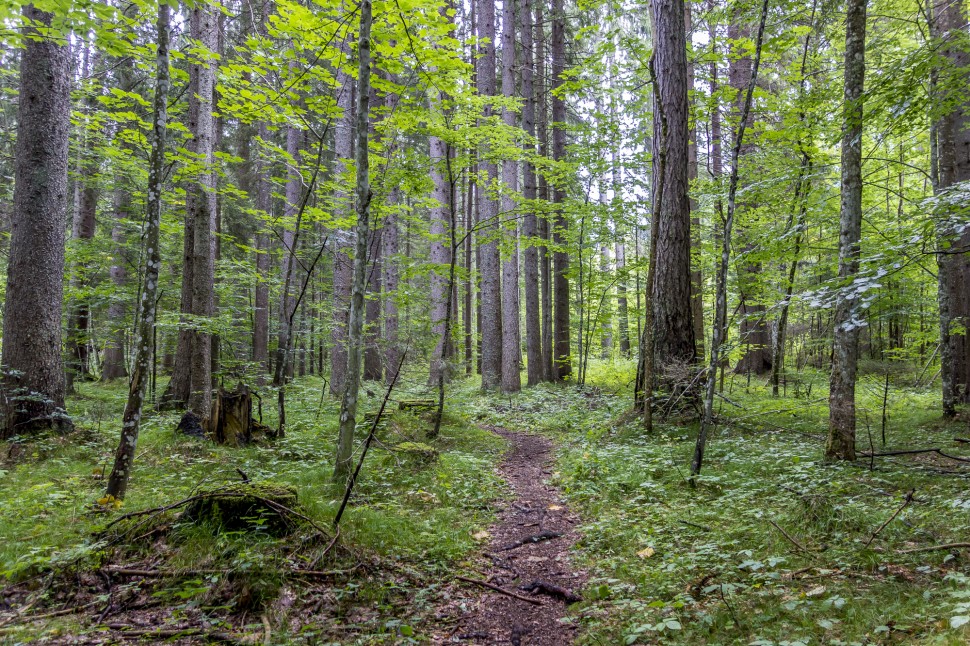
[0,374,506,643]
[462,361,970,645]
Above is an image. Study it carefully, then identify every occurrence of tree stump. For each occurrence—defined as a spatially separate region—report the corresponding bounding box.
[183,482,300,535]
[210,385,253,446]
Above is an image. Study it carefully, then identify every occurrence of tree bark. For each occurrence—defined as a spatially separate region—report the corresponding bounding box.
[686,1,704,361]
[330,67,354,397]
[521,0,542,385]
[933,0,969,413]
[650,0,695,371]
[826,0,867,462]
[477,0,503,390]
[334,0,372,482]
[1,5,72,436]
[536,0,553,381]
[253,123,272,382]
[273,124,301,386]
[551,0,571,380]
[501,0,522,392]
[102,187,130,381]
[430,134,451,384]
[105,3,170,499]
[383,187,401,384]
[187,4,219,424]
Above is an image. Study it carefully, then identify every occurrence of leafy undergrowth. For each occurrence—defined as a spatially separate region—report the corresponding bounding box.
[459,360,970,645]
[0,374,506,643]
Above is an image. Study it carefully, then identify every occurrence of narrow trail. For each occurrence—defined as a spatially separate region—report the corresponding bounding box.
[435,427,587,644]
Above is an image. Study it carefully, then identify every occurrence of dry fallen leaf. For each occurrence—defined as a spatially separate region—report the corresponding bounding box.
[805,585,826,597]
[637,547,655,559]
[548,504,563,511]
[472,530,490,541]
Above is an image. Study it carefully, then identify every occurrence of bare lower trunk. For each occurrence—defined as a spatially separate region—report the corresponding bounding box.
[333,0,372,482]
[1,5,72,436]
[253,123,272,381]
[694,0,768,478]
[105,3,170,499]
[383,188,401,384]
[430,135,452,384]
[551,0,570,380]
[933,0,969,413]
[274,124,301,387]
[521,0,541,385]
[500,0,521,392]
[477,0,503,390]
[826,0,866,462]
[187,4,219,424]
[330,66,354,397]
[651,0,695,370]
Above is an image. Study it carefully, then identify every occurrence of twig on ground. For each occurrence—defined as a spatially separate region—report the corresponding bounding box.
[456,575,542,605]
[497,530,563,552]
[767,518,812,554]
[677,519,712,532]
[899,542,970,554]
[864,489,914,547]
[719,583,742,630]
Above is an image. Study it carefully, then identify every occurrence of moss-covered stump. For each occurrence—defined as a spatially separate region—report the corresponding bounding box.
[182,482,300,535]
[398,399,436,412]
[395,441,439,466]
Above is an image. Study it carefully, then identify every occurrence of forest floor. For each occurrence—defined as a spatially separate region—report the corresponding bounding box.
[1,363,970,644]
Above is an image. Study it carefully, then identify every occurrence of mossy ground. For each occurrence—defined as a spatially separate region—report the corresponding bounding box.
[0,373,506,643]
[455,360,970,645]
[3,362,970,644]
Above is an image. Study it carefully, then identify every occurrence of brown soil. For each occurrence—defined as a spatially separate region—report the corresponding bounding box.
[433,427,586,644]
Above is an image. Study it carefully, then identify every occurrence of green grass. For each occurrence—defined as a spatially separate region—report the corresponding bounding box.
[459,360,970,645]
[0,373,507,643]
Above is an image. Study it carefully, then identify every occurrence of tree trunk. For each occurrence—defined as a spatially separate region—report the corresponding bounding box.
[551,0,571,380]
[826,0,867,462]
[187,4,219,424]
[253,123,272,382]
[730,13,771,376]
[67,49,101,387]
[1,5,72,437]
[430,134,452,385]
[333,0,372,482]
[693,0,769,479]
[273,124,301,386]
[330,65,354,397]
[501,0,521,392]
[686,1,704,361]
[521,0,541,385]
[933,0,969,413]
[536,0,553,381]
[383,187,401,384]
[105,3,170,499]
[651,0,695,371]
[477,0,503,390]
[103,186,130,381]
